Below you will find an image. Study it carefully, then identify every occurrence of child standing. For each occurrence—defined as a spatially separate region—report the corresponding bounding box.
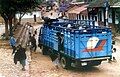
[112,48,117,61]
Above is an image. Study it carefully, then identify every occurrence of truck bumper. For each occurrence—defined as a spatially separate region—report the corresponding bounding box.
[80,56,111,62]
[74,56,111,67]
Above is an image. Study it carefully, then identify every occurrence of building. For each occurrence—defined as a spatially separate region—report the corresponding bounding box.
[88,0,120,32]
[67,3,88,20]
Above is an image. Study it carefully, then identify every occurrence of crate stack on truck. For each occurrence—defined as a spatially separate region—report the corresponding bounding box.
[38,18,112,69]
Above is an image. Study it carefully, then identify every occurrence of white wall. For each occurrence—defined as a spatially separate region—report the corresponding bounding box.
[16,11,41,19]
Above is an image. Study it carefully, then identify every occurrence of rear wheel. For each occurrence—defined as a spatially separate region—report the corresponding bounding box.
[60,56,71,69]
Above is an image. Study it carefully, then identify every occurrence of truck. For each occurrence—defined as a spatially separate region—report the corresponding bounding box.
[38,18,112,69]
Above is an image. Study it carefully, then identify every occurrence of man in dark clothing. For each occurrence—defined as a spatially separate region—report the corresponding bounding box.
[14,44,27,71]
[30,34,37,52]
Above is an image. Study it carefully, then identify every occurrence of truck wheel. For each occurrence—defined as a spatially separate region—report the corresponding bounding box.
[60,57,71,69]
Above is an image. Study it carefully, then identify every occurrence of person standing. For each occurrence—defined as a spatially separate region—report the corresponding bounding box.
[30,34,37,52]
[27,32,32,46]
[9,36,16,54]
[112,48,117,61]
[29,24,34,35]
[34,29,37,35]
[14,44,27,71]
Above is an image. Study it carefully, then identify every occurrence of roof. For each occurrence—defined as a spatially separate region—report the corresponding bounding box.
[68,6,79,13]
[111,2,120,7]
[88,0,120,8]
[68,2,87,12]
[68,5,88,15]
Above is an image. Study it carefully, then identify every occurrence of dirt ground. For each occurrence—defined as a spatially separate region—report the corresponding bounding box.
[0,48,30,77]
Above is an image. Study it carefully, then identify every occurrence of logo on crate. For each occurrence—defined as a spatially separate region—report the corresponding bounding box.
[83,37,106,52]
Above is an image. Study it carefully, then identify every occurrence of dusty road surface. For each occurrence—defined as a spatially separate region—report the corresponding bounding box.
[0,48,30,77]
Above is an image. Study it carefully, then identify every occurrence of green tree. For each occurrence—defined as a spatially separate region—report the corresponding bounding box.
[0,0,41,39]
[15,0,42,23]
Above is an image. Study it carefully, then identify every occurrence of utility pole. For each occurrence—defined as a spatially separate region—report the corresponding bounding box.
[105,0,109,27]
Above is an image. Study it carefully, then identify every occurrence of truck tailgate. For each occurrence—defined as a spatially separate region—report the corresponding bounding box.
[75,32,112,59]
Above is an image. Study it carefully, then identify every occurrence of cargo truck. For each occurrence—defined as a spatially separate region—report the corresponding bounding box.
[38,18,112,68]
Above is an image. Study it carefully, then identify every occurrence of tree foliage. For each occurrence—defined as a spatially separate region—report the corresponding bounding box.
[0,0,41,37]
[0,0,42,20]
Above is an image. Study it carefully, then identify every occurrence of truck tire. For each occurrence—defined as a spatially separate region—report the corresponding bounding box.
[60,56,71,69]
